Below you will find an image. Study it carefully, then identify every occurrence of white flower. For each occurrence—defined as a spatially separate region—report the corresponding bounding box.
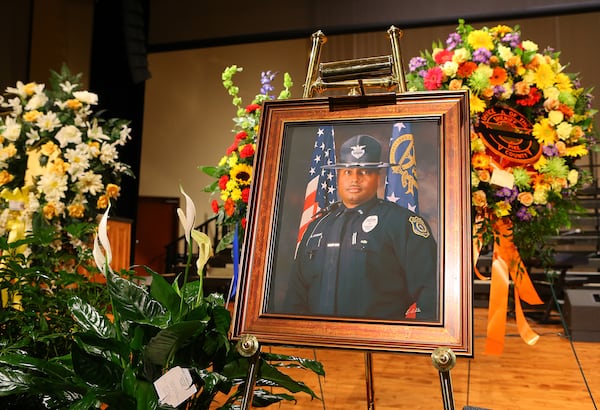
[118,124,132,145]
[556,121,573,140]
[59,81,77,93]
[3,97,23,116]
[521,40,539,52]
[2,116,22,141]
[88,119,110,141]
[441,61,458,77]
[73,91,98,105]
[25,129,41,146]
[24,92,48,111]
[99,142,118,164]
[76,171,103,195]
[177,186,196,244]
[38,173,68,202]
[65,145,91,176]
[36,111,61,132]
[497,44,514,62]
[55,124,83,147]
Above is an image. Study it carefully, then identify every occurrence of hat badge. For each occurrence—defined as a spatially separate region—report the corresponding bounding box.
[350,144,366,159]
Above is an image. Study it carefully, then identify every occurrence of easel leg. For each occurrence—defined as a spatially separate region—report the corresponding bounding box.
[431,347,457,410]
[365,352,376,410]
[237,334,261,410]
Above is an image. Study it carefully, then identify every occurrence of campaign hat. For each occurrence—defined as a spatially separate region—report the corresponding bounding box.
[322,134,390,169]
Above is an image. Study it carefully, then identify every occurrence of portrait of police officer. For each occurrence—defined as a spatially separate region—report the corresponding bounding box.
[283,134,438,321]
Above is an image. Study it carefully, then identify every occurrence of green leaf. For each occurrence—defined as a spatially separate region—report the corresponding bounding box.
[144,320,208,366]
[262,353,325,376]
[68,296,116,338]
[71,344,122,390]
[107,273,168,326]
[149,270,182,315]
[133,379,159,410]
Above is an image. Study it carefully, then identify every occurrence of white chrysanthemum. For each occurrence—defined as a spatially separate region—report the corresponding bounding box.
[556,121,573,140]
[24,92,48,111]
[2,116,22,141]
[76,171,103,195]
[65,145,91,176]
[452,48,470,64]
[36,111,61,132]
[38,172,68,202]
[497,44,514,62]
[99,142,118,164]
[442,61,458,77]
[55,124,83,147]
[73,91,98,105]
[521,40,539,52]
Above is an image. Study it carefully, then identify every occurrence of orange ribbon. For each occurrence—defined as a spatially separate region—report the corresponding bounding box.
[483,218,543,355]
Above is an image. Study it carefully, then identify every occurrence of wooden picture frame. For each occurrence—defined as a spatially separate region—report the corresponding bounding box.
[232,90,473,355]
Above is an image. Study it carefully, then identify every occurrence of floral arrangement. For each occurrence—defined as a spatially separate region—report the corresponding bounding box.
[406,19,597,354]
[0,66,133,259]
[201,66,292,251]
[406,19,597,263]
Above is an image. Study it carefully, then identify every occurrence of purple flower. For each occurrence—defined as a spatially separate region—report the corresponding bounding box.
[493,85,506,97]
[409,56,427,72]
[501,32,520,47]
[446,32,461,50]
[516,206,533,221]
[260,70,277,96]
[496,187,518,202]
[543,144,559,157]
[473,48,492,64]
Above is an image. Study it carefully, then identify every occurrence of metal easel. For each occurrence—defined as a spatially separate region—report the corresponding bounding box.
[237,26,458,410]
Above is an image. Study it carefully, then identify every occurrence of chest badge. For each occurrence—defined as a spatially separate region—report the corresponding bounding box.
[362,215,378,232]
[409,216,430,238]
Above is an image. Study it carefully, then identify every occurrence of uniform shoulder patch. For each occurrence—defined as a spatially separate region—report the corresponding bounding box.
[409,215,430,238]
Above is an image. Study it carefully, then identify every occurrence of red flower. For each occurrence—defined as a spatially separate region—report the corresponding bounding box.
[218,175,229,190]
[423,67,444,90]
[239,144,255,159]
[241,217,247,229]
[235,131,248,141]
[226,140,239,155]
[241,187,250,203]
[224,198,235,217]
[246,103,260,113]
[211,199,219,213]
[457,61,477,78]
[516,86,541,107]
[434,49,453,65]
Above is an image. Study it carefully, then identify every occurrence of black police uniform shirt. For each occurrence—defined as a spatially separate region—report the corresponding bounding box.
[284,196,438,320]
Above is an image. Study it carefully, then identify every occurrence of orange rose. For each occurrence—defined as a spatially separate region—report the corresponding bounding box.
[517,192,534,206]
[477,169,491,183]
[472,190,488,208]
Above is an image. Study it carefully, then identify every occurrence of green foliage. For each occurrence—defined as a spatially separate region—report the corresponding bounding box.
[0,249,324,409]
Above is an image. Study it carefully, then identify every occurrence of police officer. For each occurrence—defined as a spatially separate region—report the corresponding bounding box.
[284,134,438,320]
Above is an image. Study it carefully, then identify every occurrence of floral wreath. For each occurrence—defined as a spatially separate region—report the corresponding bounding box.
[406,20,597,353]
[0,66,133,256]
[201,66,292,252]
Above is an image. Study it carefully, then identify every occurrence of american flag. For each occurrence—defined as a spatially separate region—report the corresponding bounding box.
[297,125,337,243]
[385,121,419,214]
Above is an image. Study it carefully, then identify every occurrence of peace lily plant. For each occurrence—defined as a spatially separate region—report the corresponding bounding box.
[0,187,323,409]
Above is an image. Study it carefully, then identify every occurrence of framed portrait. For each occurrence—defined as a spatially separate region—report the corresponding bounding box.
[232,90,473,355]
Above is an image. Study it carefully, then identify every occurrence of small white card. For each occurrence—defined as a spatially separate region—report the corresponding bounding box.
[153,366,197,408]
[490,169,515,188]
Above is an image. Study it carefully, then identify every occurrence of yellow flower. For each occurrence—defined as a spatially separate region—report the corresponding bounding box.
[2,144,17,159]
[547,110,564,125]
[564,144,588,157]
[230,188,242,201]
[467,29,493,50]
[491,25,513,36]
[568,169,579,186]
[230,163,252,186]
[452,48,470,64]
[555,73,573,92]
[521,40,539,52]
[534,63,556,89]
[448,79,463,90]
[49,158,69,175]
[469,93,486,115]
[23,82,37,96]
[40,141,58,156]
[106,183,120,198]
[533,187,548,205]
[67,203,85,218]
[66,99,83,110]
[43,203,58,219]
[23,110,41,122]
[0,170,14,186]
[556,122,573,140]
[532,118,557,145]
[494,200,511,217]
[218,155,228,167]
[96,195,109,209]
[227,153,238,167]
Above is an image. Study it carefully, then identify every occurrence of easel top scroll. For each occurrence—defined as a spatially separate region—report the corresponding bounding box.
[302,26,407,99]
